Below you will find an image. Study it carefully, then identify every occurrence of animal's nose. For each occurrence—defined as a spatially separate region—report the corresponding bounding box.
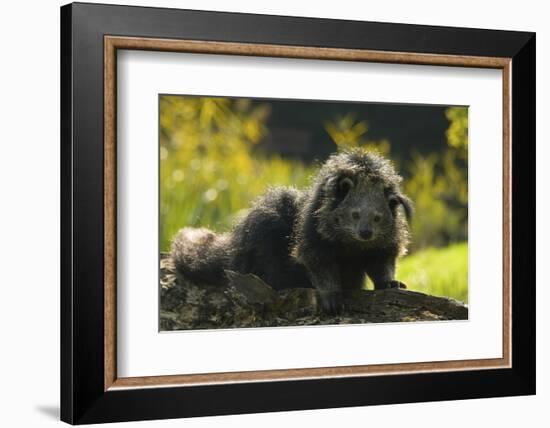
[359,228,373,240]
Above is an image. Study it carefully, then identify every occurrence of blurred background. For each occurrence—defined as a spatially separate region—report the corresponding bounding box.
[160,95,468,303]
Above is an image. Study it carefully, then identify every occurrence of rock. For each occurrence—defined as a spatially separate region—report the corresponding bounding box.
[159,253,468,331]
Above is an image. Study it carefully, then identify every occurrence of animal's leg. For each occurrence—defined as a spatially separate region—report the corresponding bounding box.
[307,266,344,315]
[367,257,407,290]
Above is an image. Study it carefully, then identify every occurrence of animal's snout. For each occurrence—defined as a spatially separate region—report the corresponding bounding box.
[359,227,373,240]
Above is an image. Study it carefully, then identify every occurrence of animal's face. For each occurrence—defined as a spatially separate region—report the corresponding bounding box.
[317,173,412,245]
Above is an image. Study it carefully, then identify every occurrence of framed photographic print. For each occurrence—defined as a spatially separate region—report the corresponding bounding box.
[60,2,535,424]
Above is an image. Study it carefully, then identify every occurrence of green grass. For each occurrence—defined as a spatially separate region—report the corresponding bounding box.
[395,242,468,304]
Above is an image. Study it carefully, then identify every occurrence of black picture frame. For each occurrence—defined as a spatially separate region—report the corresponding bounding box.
[61,2,535,424]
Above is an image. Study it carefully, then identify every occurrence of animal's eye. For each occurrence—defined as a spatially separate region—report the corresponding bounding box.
[351,211,360,220]
[373,213,382,222]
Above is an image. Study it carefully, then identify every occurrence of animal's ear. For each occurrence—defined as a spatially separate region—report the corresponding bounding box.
[338,176,354,195]
[325,172,355,200]
[388,193,413,220]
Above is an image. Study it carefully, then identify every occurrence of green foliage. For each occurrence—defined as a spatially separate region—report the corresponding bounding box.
[446,106,469,158]
[404,149,468,249]
[396,242,468,304]
[404,106,468,250]
[325,114,390,155]
[160,96,315,251]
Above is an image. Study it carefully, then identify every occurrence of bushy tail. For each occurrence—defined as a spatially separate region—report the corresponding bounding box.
[170,227,229,286]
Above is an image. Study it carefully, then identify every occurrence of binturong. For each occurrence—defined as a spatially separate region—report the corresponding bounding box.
[171,149,413,314]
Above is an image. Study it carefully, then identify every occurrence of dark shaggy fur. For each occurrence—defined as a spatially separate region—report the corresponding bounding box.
[171,149,413,313]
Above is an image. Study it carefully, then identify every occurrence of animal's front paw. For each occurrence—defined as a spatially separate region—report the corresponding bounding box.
[318,290,344,315]
[388,280,407,289]
[375,280,407,290]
